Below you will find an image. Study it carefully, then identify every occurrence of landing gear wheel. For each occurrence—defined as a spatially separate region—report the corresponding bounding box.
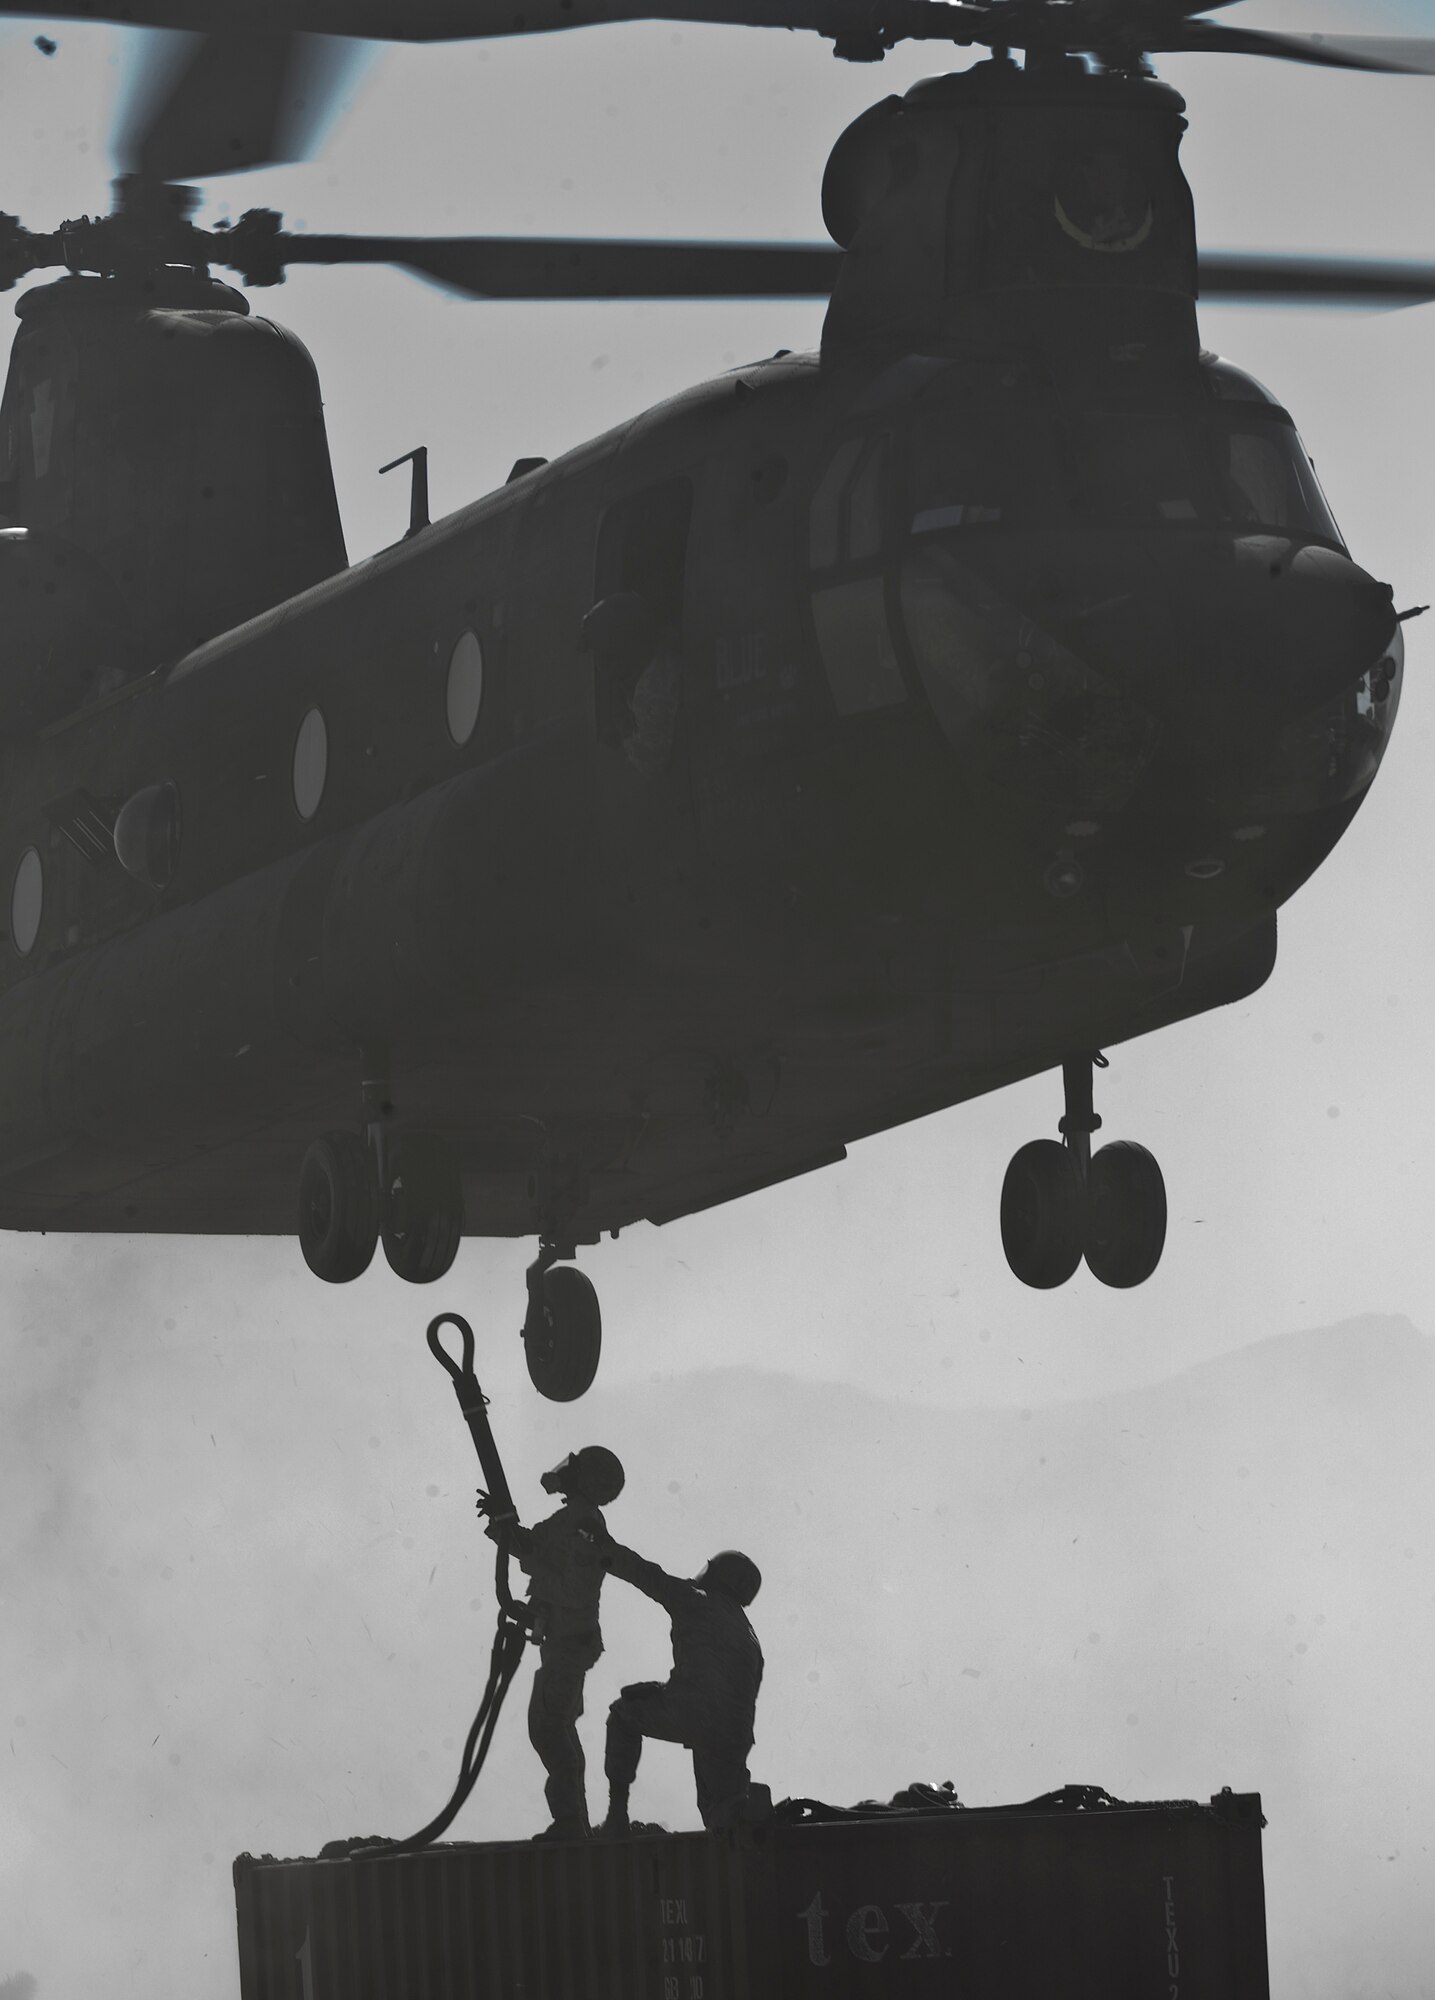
[1001,1138,1084,1289]
[1084,1141,1167,1289]
[298,1130,379,1283]
[381,1140,463,1284]
[524,1265,602,1401]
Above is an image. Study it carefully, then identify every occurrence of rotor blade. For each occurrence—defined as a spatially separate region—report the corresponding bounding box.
[1290,32,1435,72]
[1151,21,1435,72]
[34,0,1435,85]
[1199,251,1435,306]
[117,28,362,182]
[0,0,986,41]
[253,234,1435,307]
[272,233,844,298]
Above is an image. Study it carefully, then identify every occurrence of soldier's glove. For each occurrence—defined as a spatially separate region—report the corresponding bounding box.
[478,1489,520,1545]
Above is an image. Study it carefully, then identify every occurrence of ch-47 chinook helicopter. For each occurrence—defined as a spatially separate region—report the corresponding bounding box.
[0,0,1431,1400]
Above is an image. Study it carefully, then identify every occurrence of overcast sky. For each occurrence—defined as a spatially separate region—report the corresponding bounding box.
[1,5,1433,1996]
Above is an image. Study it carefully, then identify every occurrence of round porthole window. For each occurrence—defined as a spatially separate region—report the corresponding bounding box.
[11,846,42,956]
[292,707,328,821]
[446,630,484,746]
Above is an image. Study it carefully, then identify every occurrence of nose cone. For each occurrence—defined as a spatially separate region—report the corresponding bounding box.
[902,530,1400,820]
[1130,536,1397,739]
[900,528,1402,915]
[921,530,1397,751]
[970,530,1401,814]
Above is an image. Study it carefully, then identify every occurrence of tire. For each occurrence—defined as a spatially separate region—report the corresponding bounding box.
[1000,1138,1084,1289]
[298,1130,378,1283]
[525,1265,602,1401]
[1084,1141,1167,1288]
[382,1139,463,1284]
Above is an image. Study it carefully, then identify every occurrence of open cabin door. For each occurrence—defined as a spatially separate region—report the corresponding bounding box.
[586,478,693,777]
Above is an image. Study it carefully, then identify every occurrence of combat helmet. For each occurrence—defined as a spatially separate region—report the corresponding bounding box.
[696,1550,761,1605]
[542,1445,626,1506]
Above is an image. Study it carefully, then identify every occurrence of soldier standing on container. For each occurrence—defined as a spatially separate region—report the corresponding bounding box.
[481,1445,625,1840]
[598,1543,763,1833]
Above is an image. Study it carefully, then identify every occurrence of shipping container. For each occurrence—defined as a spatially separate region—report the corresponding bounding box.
[233,1785,1268,2000]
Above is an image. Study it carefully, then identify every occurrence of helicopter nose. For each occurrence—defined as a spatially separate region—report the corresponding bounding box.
[1137,536,1397,736]
[899,530,1400,826]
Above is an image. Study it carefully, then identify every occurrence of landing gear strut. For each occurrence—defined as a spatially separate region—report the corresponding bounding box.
[1000,1055,1167,1291]
[521,1239,602,1402]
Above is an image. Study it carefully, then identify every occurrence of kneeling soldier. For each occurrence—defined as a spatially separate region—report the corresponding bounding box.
[600,1543,763,1833]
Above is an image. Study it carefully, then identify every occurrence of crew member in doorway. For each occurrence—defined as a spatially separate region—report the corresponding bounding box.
[599,1542,763,1833]
[623,620,681,777]
[481,1445,626,1840]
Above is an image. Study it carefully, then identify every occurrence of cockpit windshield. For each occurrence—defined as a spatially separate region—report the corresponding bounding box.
[1076,412,1342,540]
[908,403,1343,547]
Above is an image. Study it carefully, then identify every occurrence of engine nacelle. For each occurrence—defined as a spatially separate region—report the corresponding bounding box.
[0,271,347,673]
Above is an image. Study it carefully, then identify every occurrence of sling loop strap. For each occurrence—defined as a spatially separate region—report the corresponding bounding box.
[351,1315,536,1855]
[426,1312,527,1619]
[355,1607,530,1856]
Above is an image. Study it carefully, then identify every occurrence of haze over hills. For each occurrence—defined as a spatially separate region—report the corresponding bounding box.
[2,1298,1430,1998]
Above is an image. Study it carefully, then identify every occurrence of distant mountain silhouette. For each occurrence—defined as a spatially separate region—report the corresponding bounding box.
[0,1973,38,2000]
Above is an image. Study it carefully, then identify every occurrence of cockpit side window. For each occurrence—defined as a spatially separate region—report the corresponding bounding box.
[1222,426,1342,544]
[1225,432,1287,526]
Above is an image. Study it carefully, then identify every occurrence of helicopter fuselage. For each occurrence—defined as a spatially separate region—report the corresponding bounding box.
[0,325,1400,1240]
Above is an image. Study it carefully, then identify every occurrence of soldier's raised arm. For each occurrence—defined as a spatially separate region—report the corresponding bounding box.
[477,1490,533,1558]
[603,1538,695,1614]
